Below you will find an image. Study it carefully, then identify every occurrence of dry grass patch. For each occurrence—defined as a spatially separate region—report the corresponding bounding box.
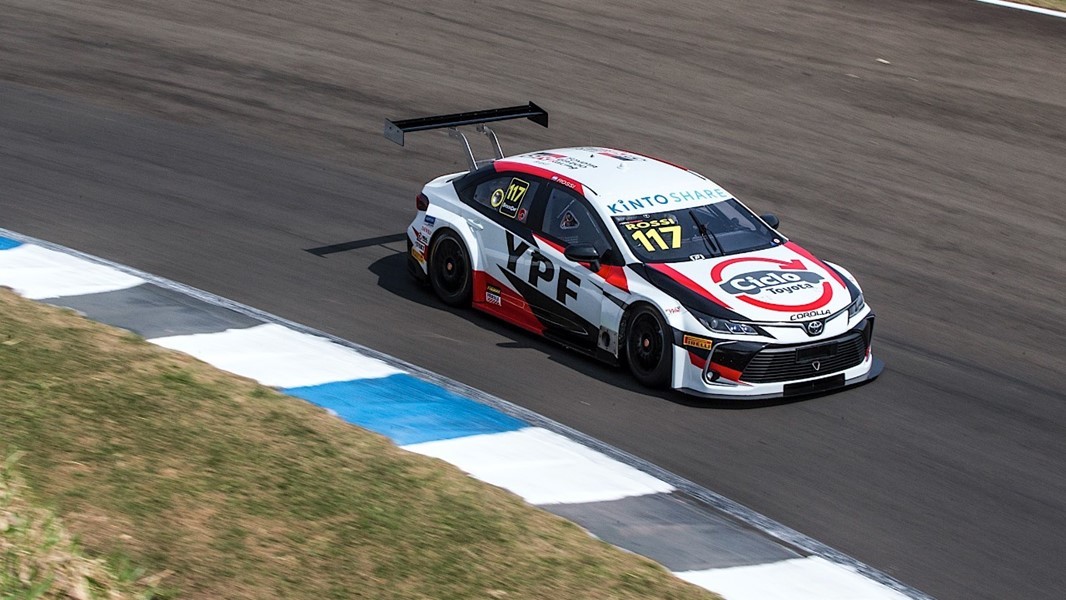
[0,288,719,600]
[1,451,164,599]
[1015,0,1066,10]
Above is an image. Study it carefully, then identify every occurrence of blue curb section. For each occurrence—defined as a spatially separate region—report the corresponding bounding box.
[285,374,527,446]
[0,236,22,250]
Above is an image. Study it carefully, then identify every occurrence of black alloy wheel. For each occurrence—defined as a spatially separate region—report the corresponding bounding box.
[624,305,672,388]
[428,231,472,307]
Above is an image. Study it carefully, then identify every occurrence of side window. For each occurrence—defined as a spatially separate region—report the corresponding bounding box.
[469,175,539,224]
[539,187,610,256]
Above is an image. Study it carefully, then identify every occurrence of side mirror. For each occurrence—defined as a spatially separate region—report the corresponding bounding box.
[760,213,780,229]
[564,243,602,272]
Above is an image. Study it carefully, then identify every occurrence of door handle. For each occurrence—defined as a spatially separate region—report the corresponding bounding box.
[466,218,484,231]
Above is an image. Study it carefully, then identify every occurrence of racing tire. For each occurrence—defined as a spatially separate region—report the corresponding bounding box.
[623,305,672,388]
[428,230,472,307]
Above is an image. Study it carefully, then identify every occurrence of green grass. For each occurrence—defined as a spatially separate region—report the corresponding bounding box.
[1,451,167,599]
[0,288,719,600]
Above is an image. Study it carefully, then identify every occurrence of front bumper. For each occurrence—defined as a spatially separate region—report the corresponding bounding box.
[676,317,882,400]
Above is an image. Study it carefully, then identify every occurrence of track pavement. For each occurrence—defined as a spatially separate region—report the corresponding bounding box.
[1,1,1064,598]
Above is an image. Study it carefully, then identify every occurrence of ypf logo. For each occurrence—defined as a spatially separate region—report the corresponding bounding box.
[711,257,834,313]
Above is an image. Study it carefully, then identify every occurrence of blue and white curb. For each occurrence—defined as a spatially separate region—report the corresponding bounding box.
[0,229,929,600]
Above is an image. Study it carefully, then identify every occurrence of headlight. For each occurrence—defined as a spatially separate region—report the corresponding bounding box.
[847,293,866,319]
[697,314,758,336]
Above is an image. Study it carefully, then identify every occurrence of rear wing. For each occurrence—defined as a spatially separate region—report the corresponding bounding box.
[384,102,548,171]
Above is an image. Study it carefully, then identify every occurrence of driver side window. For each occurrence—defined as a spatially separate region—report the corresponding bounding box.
[539,187,610,256]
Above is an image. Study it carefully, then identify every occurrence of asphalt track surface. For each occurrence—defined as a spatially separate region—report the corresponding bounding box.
[1,1,1064,598]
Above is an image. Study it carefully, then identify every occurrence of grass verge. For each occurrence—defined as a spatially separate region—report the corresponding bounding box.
[0,288,718,600]
[2,451,164,599]
[1002,0,1066,10]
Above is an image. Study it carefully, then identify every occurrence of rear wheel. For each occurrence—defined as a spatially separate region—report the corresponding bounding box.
[428,231,472,307]
[624,305,672,388]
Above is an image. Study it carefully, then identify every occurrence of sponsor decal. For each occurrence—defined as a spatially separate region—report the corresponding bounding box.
[505,232,581,305]
[492,178,529,219]
[411,226,428,252]
[550,175,579,190]
[527,152,598,170]
[517,207,528,222]
[683,334,713,351]
[790,309,830,321]
[560,210,580,230]
[490,188,505,208]
[720,270,824,296]
[710,256,835,313]
[423,215,436,225]
[485,284,502,306]
[596,150,643,162]
[665,305,683,315]
[616,215,681,252]
[410,246,424,262]
[607,188,732,214]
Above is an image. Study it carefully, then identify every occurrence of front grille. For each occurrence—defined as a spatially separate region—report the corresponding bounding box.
[741,331,867,383]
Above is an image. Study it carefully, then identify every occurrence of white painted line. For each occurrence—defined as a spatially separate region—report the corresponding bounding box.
[675,556,912,600]
[149,323,404,388]
[403,427,674,505]
[0,244,144,299]
[975,0,1066,18]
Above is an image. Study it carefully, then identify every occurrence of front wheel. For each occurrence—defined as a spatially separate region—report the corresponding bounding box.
[428,231,472,307]
[623,306,672,388]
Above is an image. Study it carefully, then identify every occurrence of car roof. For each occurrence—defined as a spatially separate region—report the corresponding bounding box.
[498,147,736,218]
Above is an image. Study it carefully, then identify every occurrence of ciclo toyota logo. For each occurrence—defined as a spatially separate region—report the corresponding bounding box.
[711,256,834,313]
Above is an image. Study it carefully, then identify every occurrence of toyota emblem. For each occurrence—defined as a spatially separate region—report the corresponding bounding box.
[812,361,821,371]
[806,320,824,335]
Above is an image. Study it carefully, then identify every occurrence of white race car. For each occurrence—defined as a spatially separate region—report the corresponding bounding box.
[387,103,881,399]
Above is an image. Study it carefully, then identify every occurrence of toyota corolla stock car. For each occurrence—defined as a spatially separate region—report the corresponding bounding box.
[387,103,882,399]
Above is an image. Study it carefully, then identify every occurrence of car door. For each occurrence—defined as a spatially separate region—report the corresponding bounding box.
[526,184,615,352]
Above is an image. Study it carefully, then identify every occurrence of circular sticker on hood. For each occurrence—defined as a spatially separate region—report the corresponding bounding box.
[711,257,834,313]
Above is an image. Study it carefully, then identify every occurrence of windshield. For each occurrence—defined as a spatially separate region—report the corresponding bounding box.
[612,199,781,263]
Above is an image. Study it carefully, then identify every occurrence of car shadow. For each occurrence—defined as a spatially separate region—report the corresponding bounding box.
[368,250,859,410]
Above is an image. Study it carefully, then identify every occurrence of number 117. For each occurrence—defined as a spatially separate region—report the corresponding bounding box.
[631,226,681,251]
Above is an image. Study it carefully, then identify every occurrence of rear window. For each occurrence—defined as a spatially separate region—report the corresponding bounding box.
[469,175,540,223]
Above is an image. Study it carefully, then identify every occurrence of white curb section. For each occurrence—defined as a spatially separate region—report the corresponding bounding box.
[150,323,405,388]
[676,556,912,600]
[0,244,143,299]
[403,427,675,505]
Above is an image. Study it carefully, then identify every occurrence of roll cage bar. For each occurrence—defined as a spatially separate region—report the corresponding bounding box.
[384,102,548,171]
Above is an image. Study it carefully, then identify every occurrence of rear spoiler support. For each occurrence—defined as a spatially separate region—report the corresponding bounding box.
[384,102,548,171]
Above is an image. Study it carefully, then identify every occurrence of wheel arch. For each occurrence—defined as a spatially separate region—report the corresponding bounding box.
[426,221,482,273]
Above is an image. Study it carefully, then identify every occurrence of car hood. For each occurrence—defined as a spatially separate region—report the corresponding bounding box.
[644,241,853,323]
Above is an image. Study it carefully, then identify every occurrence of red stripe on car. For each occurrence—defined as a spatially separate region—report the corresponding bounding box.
[785,241,846,287]
[494,160,584,195]
[533,234,629,292]
[472,271,545,335]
